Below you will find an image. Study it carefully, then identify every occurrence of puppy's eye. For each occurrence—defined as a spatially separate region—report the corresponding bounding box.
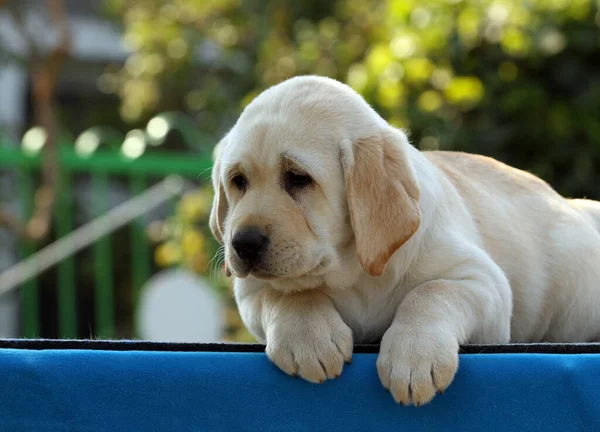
[231,174,248,190]
[285,171,312,190]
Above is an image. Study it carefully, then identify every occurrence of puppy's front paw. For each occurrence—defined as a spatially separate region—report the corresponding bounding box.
[265,310,353,384]
[376,325,459,406]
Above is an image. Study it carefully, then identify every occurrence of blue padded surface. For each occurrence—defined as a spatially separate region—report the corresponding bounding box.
[0,348,597,431]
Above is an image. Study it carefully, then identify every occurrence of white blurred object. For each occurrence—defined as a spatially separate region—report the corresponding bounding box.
[137,269,225,342]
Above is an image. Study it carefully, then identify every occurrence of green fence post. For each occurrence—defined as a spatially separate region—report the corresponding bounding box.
[130,175,150,314]
[92,172,115,338]
[56,169,77,338]
[18,168,39,337]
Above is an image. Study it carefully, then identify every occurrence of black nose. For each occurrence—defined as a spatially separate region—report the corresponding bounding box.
[232,227,268,264]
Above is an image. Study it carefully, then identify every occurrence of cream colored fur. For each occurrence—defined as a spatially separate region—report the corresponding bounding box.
[209,75,600,406]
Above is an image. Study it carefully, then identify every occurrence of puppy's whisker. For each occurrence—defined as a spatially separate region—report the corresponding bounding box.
[212,252,225,277]
[206,247,226,281]
[207,247,224,266]
[197,166,213,180]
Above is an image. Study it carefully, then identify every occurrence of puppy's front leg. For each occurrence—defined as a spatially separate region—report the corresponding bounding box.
[235,284,353,383]
[377,275,511,406]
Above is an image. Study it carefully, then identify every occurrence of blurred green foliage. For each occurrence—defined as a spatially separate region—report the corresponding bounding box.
[106,0,600,199]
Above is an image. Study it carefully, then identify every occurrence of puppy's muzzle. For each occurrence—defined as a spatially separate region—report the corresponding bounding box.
[232,226,269,267]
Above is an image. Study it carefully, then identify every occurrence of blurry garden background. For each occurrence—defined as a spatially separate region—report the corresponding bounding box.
[0,0,599,342]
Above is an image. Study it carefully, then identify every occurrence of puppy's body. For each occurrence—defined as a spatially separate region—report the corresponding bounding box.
[210,75,600,405]
[327,149,600,345]
[427,151,600,343]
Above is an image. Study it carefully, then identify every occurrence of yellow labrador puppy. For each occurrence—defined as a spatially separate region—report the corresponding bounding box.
[209,75,600,406]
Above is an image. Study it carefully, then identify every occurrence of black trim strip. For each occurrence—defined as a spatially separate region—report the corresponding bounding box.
[0,339,599,354]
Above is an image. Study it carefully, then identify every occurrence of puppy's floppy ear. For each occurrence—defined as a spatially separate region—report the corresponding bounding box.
[209,138,228,246]
[342,128,421,277]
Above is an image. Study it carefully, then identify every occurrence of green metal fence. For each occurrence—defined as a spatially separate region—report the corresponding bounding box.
[0,113,214,339]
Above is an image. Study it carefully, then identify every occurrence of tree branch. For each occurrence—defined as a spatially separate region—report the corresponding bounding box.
[0,211,25,236]
[0,0,71,241]
[25,0,70,241]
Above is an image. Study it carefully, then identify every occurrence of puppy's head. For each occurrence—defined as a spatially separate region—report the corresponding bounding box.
[210,76,420,290]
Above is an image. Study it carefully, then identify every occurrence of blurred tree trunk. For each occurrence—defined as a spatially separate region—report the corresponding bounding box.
[0,0,70,242]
